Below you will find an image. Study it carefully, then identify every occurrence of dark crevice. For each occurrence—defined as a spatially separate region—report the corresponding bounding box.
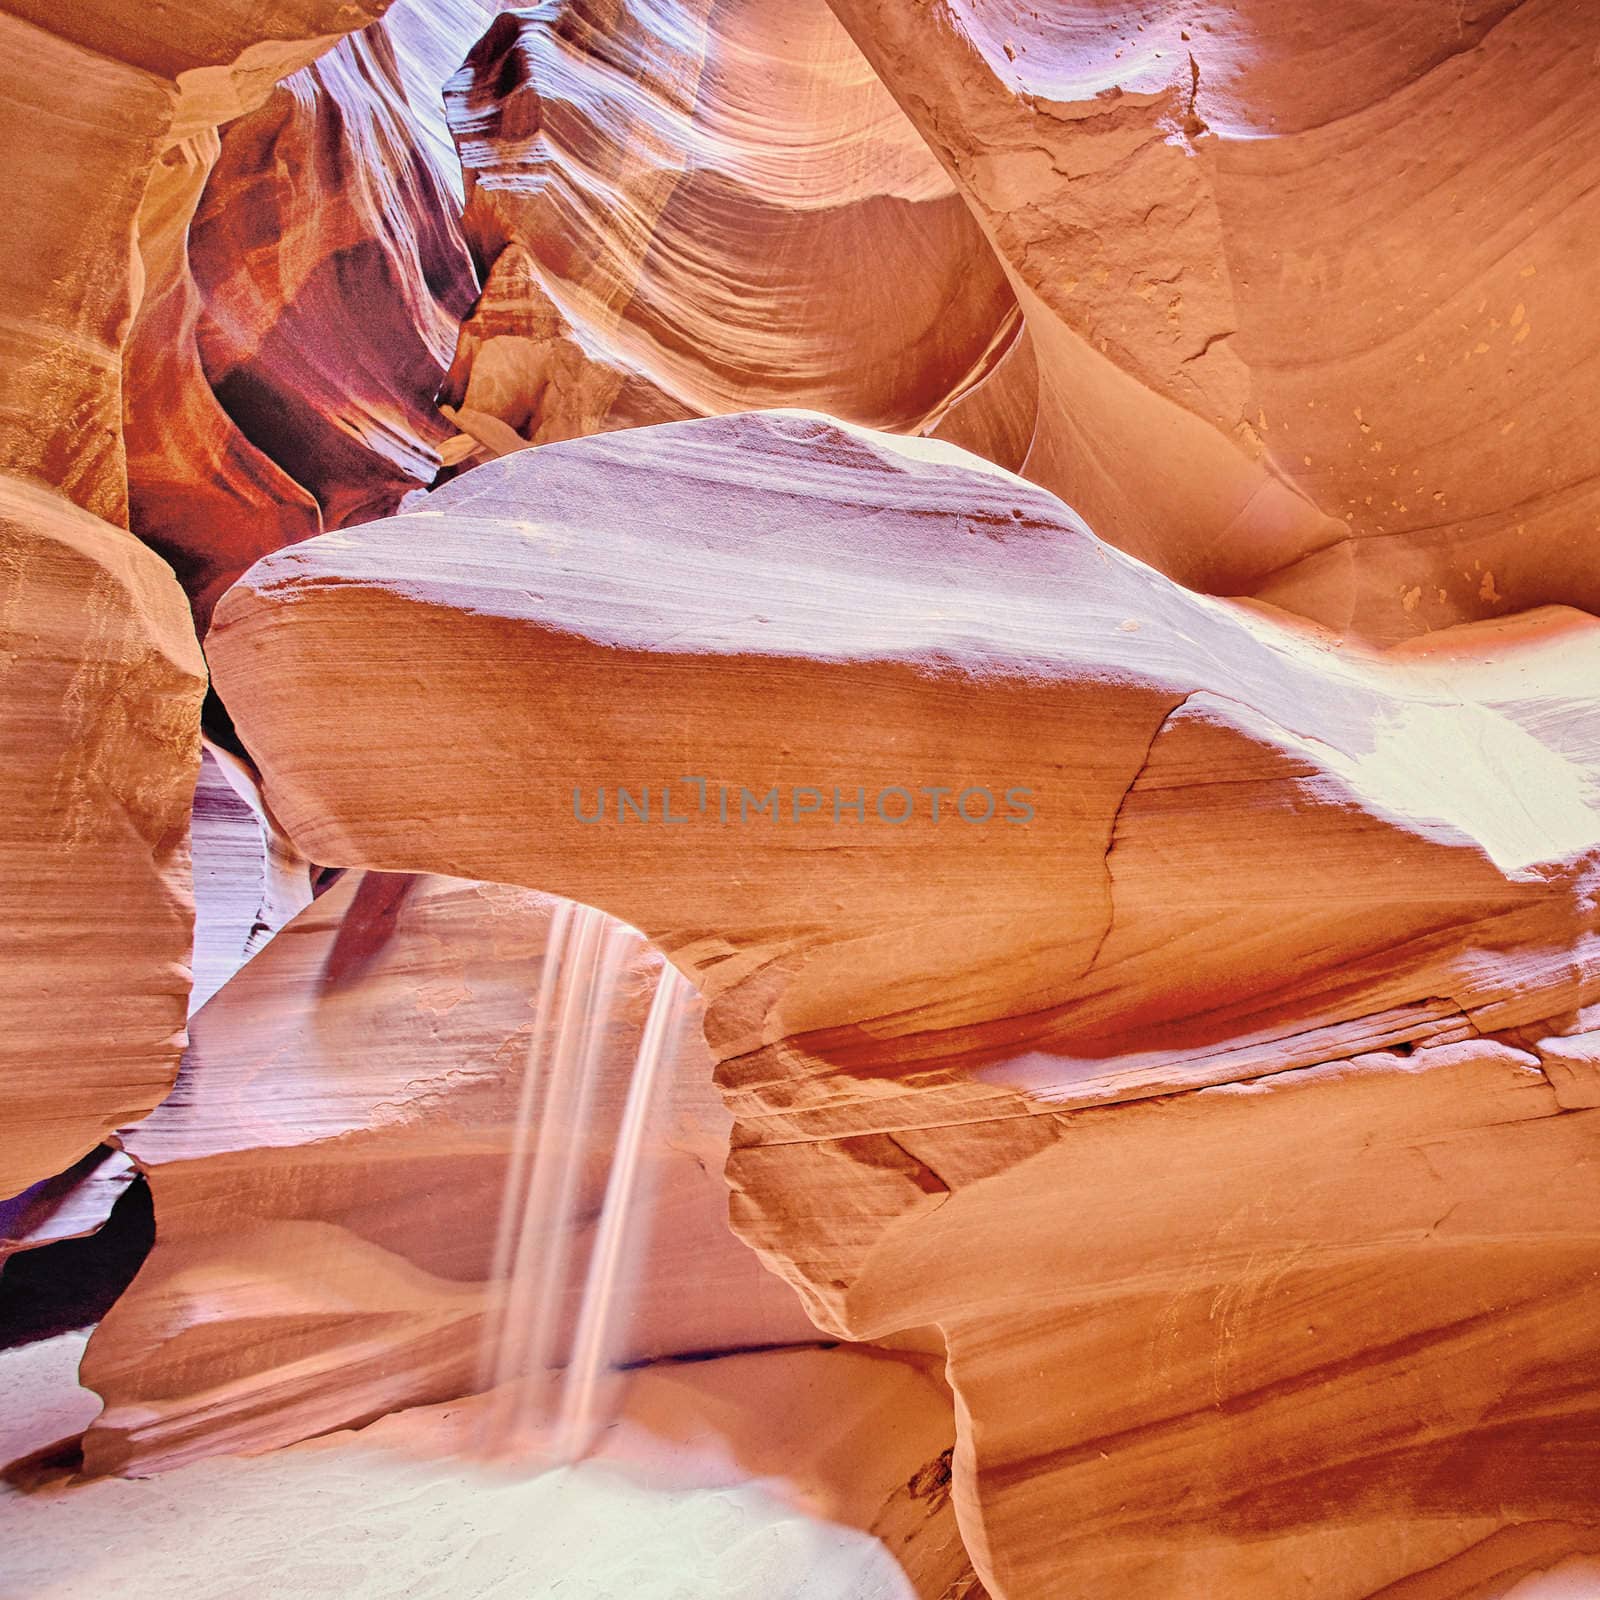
[0,1177,154,1351]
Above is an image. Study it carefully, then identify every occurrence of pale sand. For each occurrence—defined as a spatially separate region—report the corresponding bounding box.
[1,1340,973,1600]
[0,1334,99,1474]
[4,1336,1594,1600]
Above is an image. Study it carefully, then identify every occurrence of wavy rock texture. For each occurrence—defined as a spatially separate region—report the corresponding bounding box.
[435,0,1022,458]
[0,10,169,525]
[187,1,484,537]
[190,742,319,1014]
[820,0,1600,642]
[81,868,813,1475]
[0,0,408,525]
[207,411,1600,1599]
[0,479,206,1200]
[191,747,286,1014]
[122,129,325,634]
[0,0,425,1197]
[125,0,504,628]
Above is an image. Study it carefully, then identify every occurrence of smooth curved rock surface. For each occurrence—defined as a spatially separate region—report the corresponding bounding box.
[120,0,499,630]
[80,868,814,1475]
[122,129,325,634]
[821,0,1600,642]
[189,1,484,538]
[0,0,425,1200]
[0,1148,136,1263]
[190,747,280,1015]
[0,479,206,1200]
[0,10,170,526]
[436,0,1021,456]
[207,411,1600,1598]
[0,0,399,527]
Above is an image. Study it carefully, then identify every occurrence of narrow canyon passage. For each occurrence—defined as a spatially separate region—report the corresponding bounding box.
[1,2,1597,1598]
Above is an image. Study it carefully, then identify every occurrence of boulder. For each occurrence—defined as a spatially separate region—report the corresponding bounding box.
[206,410,1600,1597]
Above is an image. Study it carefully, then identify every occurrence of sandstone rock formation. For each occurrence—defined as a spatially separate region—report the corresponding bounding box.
[0,1332,102,1482]
[81,869,814,1475]
[0,1149,136,1264]
[821,0,1600,641]
[0,480,205,1199]
[0,0,403,527]
[208,410,1600,1598]
[124,0,502,630]
[190,743,318,1013]
[187,2,482,535]
[191,749,278,1014]
[0,0,428,1197]
[4,1,1600,1596]
[0,0,524,1208]
[436,0,1021,454]
[121,126,324,635]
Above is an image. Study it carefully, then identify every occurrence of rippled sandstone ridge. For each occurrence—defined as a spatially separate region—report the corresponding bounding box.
[1,3,1598,1600]
[205,410,1600,1599]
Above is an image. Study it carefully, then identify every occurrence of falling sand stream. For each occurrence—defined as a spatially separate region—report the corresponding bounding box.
[478,901,696,1460]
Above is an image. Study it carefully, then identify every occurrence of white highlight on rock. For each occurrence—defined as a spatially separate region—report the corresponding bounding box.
[480,900,695,1461]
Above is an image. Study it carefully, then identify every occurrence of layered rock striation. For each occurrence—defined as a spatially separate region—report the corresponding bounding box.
[436,0,1023,457]
[821,0,1600,640]
[4,2,1599,1594]
[207,410,1600,1598]
[0,0,411,1201]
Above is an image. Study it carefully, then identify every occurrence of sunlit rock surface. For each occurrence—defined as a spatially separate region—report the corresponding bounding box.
[189,747,291,1015]
[208,411,1600,1598]
[0,0,408,1196]
[188,2,482,533]
[3,0,1600,1594]
[81,869,814,1475]
[0,480,205,1199]
[125,0,501,628]
[821,0,1600,641]
[0,0,493,1199]
[436,0,1022,457]
[0,1149,136,1264]
[0,0,406,526]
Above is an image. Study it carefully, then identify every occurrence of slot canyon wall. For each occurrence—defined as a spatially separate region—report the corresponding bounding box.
[1,2,1597,1598]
